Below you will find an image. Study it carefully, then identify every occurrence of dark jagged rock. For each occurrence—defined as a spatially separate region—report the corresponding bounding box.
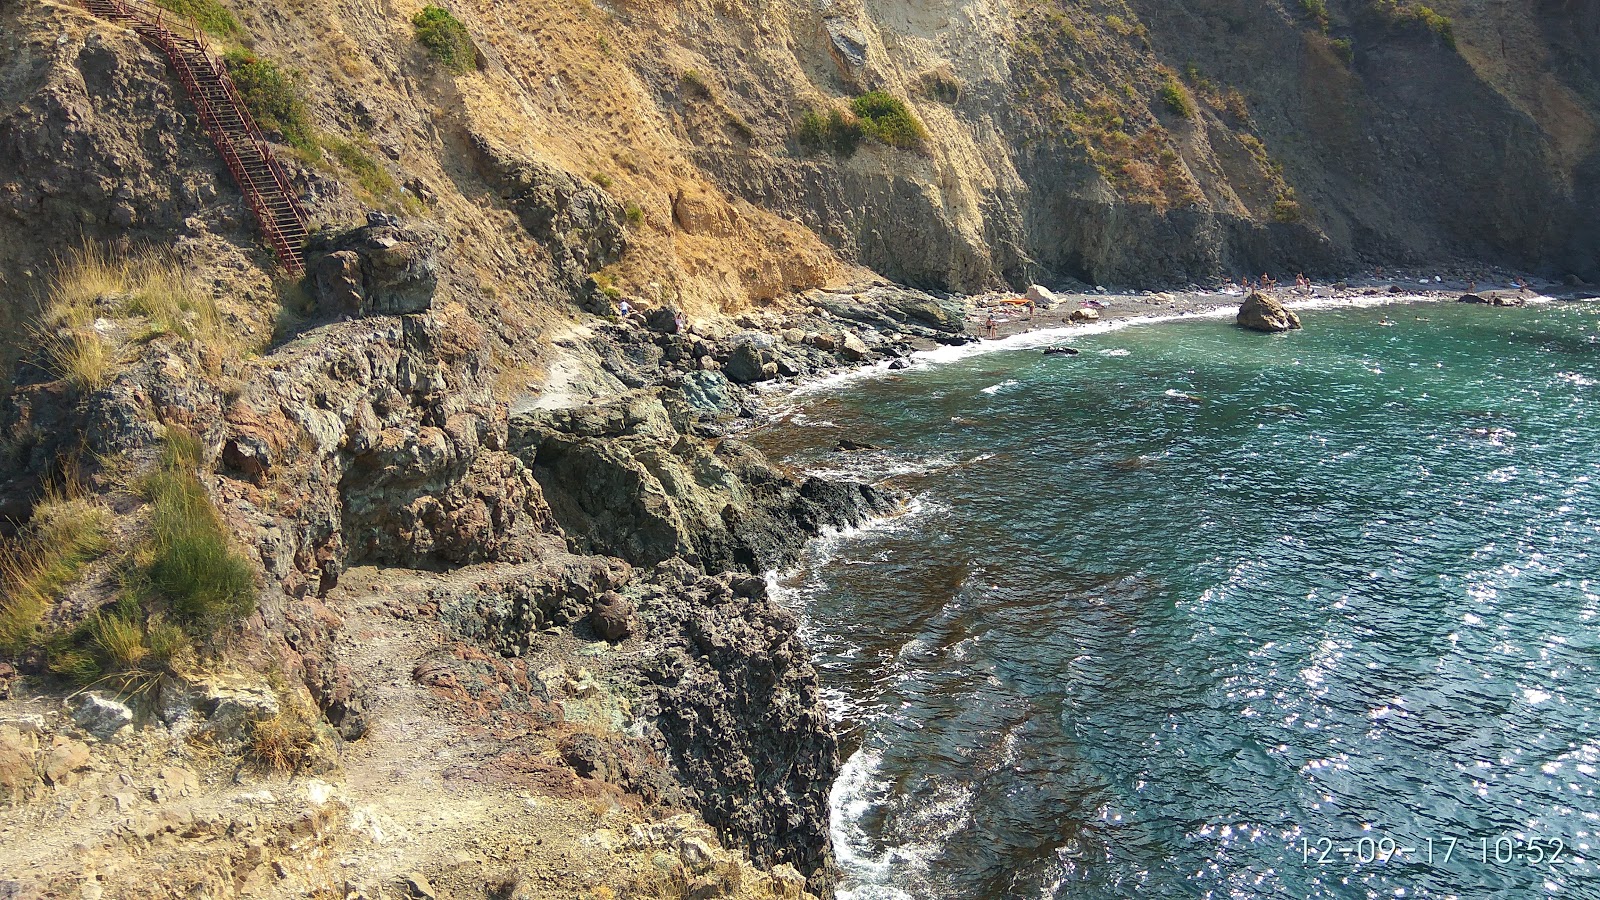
[1236,291,1302,333]
[724,342,774,384]
[461,134,627,281]
[1458,292,1489,303]
[303,222,444,317]
[646,306,685,334]
[633,564,840,897]
[509,390,898,573]
[590,591,636,642]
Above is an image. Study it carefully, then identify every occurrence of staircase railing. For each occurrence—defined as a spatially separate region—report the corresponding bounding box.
[79,0,309,275]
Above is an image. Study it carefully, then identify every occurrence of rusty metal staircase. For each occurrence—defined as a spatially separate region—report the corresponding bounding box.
[79,0,309,275]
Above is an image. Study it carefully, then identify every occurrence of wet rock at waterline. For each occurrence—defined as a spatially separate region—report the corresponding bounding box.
[1236,291,1302,333]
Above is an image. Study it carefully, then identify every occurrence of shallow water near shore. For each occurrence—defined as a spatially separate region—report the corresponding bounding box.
[751,299,1600,899]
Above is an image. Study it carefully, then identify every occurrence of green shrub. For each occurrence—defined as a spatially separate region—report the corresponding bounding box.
[726,113,756,142]
[623,202,644,226]
[1300,0,1330,31]
[680,69,711,99]
[849,91,927,149]
[412,5,477,74]
[1331,37,1355,62]
[154,0,241,38]
[797,107,866,157]
[223,50,316,151]
[1372,1,1455,47]
[1158,76,1195,118]
[142,433,256,632]
[1272,195,1304,222]
[1412,6,1454,45]
[323,136,396,200]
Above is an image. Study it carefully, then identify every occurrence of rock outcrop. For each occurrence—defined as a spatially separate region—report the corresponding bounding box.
[1236,291,1303,333]
[304,220,445,318]
[633,562,842,896]
[510,389,897,573]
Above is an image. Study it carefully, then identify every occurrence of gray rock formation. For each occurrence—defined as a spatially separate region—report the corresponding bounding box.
[1236,291,1302,333]
[70,693,133,741]
[632,562,840,897]
[509,390,897,573]
[462,134,627,285]
[304,222,444,318]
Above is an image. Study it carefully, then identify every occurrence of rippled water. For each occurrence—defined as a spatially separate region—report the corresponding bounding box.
[751,299,1600,899]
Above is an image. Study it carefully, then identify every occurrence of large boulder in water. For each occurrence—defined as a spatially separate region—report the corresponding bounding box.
[1236,291,1302,333]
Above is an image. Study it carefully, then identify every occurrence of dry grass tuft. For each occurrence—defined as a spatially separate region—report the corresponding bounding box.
[36,245,232,390]
[245,711,319,773]
[0,487,112,656]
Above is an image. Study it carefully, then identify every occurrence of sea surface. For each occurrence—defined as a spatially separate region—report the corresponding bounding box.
[749,298,1600,899]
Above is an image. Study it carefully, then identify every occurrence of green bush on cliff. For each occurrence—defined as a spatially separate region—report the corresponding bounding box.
[1372,1,1455,47]
[141,431,257,633]
[1300,0,1331,32]
[223,50,316,151]
[850,91,927,149]
[154,0,241,38]
[1158,76,1195,118]
[413,5,477,74]
[797,108,865,157]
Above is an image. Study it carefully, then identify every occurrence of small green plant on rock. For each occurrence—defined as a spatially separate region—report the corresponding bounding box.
[1158,75,1195,118]
[412,5,477,74]
[680,69,711,99]
[1371,0,1455,47]
[849,91,927,149]
[797,108,865,157]
[1300,0,1331,32]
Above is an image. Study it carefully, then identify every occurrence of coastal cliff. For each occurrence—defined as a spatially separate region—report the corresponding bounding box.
[0,0,1594,894]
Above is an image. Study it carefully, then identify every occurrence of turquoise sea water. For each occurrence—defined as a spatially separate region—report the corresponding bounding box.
[752,298,1600,899]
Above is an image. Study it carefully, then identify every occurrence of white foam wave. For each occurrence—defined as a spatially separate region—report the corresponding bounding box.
[782,293,1449,401]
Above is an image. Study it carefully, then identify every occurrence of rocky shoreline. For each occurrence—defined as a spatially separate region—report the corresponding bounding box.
[1,210,1585,897]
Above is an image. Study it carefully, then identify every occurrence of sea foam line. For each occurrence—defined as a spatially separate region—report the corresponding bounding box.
[780,292,1447,398]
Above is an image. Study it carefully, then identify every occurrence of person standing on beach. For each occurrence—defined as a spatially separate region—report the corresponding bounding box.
[986,314,998,339]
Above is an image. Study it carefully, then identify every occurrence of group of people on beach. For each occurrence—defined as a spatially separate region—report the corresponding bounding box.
[1235,273,1313,293]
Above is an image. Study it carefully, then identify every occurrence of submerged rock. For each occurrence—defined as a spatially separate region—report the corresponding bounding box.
[1236,291,1302,332]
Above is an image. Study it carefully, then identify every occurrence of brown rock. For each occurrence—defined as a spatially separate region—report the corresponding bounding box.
[1236,292,1302,333]
[42,736,90,785]
[0,727,35,799]
[591,591,635,642]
